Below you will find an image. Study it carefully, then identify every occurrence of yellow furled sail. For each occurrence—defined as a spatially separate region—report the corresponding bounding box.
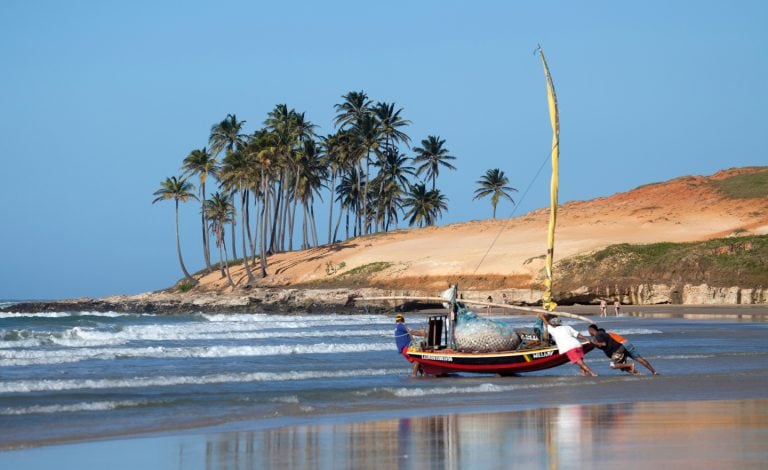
[537,46,560,312]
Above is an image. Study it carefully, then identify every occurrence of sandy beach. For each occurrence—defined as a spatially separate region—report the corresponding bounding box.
[2,398,766,469]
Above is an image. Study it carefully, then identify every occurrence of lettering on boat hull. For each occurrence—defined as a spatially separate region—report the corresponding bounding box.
[421,354,453,362]
[532,350,555,359]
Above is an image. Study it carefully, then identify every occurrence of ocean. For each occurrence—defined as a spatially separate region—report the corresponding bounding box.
[1,302,767,455]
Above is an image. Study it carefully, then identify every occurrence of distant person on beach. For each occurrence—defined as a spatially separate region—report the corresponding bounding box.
[394,314,424,376]
[600,299,607,317]
[607,330,658,375]
[588,324,639,375]
[538,313,597,376]
[502,293,508,304]
[614,300,621,316]
[486,296,493,313]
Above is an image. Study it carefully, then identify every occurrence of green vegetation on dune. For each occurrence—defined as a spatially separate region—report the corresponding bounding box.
[301,261,393,288]
[557,234,768,289]
[710,167,768,199]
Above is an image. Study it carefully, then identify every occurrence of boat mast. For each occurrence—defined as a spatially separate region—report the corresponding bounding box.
[537,46,560,312]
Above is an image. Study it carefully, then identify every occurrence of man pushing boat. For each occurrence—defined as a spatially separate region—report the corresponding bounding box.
[538,313,597,377]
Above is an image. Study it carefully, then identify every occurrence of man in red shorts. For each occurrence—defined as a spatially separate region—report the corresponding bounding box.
[538,313,597,376]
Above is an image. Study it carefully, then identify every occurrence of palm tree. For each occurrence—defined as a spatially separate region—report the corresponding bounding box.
[413,135,457,190]
[295,139,328,249]
[373,146,414,231]
[473,168,517,219]
[204,192,236,289]
[374,101,411,148]
[403,182,448,228]
[209,114,247,259]
[352,112,383,235]
[334,91,372,129]
[181,147,217,274]
[334,168,362,240]
[335,91,376,236]
[218,150,257,284]
[152,176,198,285]
[263,104,317,252]
[209,114,247,157]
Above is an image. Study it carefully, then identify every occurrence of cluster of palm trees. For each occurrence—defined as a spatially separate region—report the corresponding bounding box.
[153,91,475,286]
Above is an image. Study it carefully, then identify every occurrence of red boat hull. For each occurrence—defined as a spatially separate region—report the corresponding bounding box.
[407,342,595,376]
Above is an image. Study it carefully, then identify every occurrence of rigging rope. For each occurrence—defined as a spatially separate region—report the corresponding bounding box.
[469,151,552,277]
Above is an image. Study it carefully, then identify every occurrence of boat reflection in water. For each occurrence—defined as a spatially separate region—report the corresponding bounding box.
[191,399,767,468]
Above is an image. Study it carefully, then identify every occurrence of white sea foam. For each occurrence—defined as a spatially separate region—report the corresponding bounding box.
[0,341,395,366]
[611,328,663,335]
[390,379,593,398]
[269,395,300,404]
[198,313,394,331]
[0,368,402,393]
[69,326,388,343]
[0,323,390,349]
[0,311,137,318]
[200,313,385,323]
[661,354,713,359]
[0,400,151,415]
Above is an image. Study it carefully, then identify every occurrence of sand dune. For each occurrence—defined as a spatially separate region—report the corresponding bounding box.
[194,167,768,292]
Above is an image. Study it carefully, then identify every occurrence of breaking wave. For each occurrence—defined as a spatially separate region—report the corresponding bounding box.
[0,311,137,319]
[0,326,389,348]
[389,379,595,397]
[0,368,402,394]
[0,341,395,366]
[0,400,154,415]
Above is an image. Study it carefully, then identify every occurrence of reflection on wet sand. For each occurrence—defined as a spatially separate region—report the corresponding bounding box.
[194,399,768,468]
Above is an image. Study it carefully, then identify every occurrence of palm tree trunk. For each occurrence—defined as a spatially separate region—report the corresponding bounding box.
[301,202,308,250]
[310,205,318,247]
[240,189,255,284]
[355,161,363,237]
[289,196,298,251]
[259,171,269,277]
[244,189,256,264]
[346,207,351,239]
[332,203,344,244]
[220,237,236,289]
[174,201,196,284]
[230,197,238,261]
[327,173,336,244]
[363,151,370,235]
[252,191,260,264]
[269,173,284,254]
[201,181,212,273]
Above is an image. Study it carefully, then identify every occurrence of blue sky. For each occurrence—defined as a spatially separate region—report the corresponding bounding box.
[1,1,766,299]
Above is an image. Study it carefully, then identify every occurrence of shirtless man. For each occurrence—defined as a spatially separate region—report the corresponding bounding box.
[588,324,639,375]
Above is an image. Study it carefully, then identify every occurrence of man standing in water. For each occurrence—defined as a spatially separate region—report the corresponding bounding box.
[394,314,424,376]
[538,313,597,376]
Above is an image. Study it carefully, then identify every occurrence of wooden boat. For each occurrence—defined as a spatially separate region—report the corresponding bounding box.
[366,296,595,376]
[363,48,595,376]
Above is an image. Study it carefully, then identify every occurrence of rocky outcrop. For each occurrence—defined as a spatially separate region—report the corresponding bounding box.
[558,283,767,305]
[3,282,764,315]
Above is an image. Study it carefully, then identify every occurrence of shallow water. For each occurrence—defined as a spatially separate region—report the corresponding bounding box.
[1,304,767,451]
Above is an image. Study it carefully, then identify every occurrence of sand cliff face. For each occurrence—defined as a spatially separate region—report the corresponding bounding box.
[188,167,767,301]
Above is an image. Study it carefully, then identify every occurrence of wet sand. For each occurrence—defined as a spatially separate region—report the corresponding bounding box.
[2,399,766,469]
